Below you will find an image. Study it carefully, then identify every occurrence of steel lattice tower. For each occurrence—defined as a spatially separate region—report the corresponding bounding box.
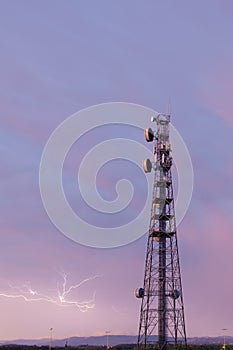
[135,114,187,350]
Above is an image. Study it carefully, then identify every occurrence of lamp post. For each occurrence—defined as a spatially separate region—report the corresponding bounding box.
[49,328,53,350]
[222,328,227,349]
[105,331,110,349]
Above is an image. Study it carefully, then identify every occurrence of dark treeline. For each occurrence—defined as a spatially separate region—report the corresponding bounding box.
[0,346,231,350]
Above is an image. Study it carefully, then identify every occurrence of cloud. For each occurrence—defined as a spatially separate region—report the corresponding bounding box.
[180,199,233,336]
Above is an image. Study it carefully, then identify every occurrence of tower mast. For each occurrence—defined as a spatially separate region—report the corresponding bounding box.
[135,114,187,350]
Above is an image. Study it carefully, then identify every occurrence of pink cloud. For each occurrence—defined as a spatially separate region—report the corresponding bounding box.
[180,201,233,336]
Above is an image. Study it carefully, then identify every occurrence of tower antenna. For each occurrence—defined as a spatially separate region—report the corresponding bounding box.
[135,114,187,350]
[167,97,171,116]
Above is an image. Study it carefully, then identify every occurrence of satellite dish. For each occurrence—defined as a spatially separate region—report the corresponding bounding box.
[169,289,180,300]
[150,116,156,122]
[135,288,144,298]
[144,128,154,142]
[143,159,152,173]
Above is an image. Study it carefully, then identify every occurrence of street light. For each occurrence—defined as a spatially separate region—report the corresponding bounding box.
[222,328,227,349]
[49,328,53,350]
[105,331,110,349]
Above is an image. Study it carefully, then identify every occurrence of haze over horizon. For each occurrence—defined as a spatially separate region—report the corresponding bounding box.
[0,0,233,341]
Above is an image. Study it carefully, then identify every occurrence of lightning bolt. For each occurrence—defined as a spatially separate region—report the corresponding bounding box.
[0,273,101,312]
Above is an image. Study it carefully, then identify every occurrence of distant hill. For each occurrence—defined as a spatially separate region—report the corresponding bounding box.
[1,335,233,347]
[1,336,136,347]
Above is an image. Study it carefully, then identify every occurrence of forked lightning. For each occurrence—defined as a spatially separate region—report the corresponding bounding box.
[0,273,101,312]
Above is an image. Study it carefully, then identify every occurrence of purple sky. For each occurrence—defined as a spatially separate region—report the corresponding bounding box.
[0,0,233,341]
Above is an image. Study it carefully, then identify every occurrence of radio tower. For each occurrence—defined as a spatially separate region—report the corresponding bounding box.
[135,114,187,350]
